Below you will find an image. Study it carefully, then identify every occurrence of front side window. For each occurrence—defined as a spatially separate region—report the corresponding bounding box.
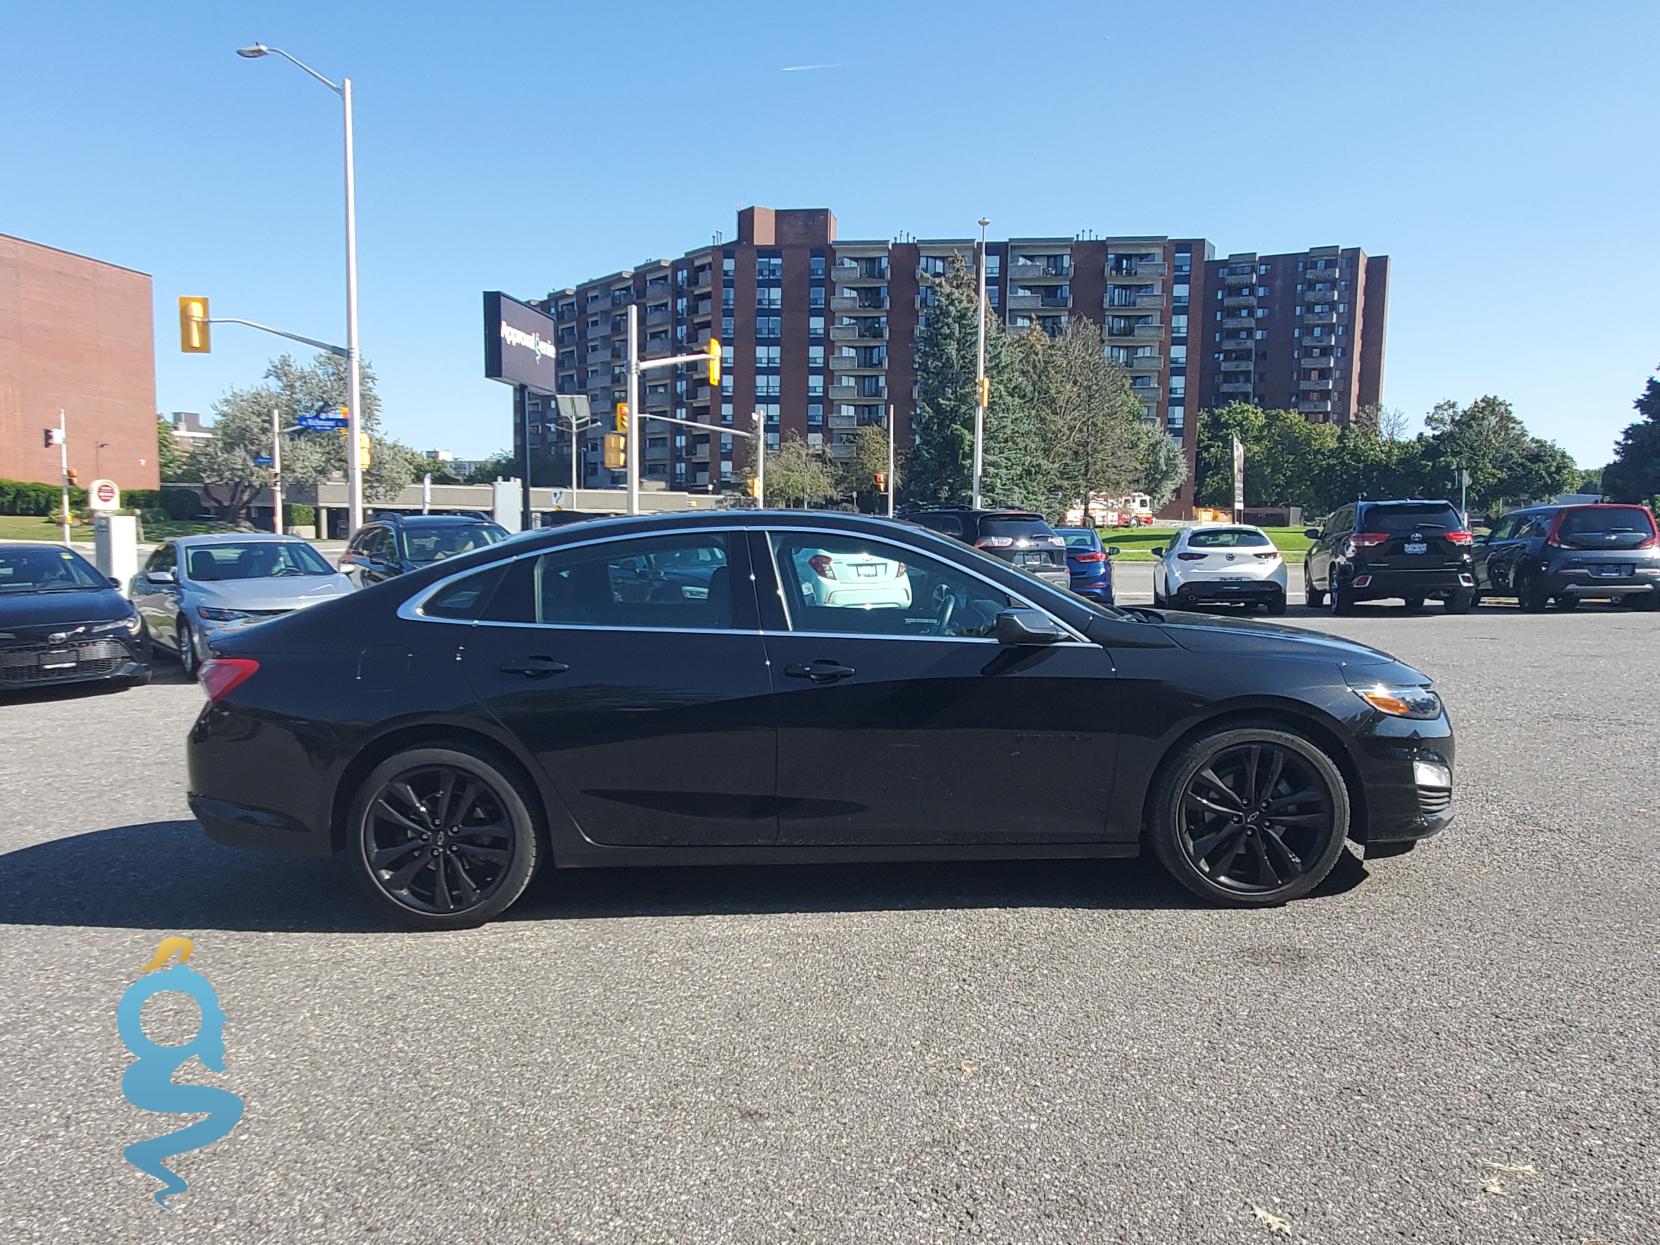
[769,532,1012,640]
[483,534,739,630]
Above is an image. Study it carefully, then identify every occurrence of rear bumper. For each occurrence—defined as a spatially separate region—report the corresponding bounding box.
[1343,568,1473,599]
[1543,567,1660,597]
[190,793,334,857]
[1173,579,1284,603]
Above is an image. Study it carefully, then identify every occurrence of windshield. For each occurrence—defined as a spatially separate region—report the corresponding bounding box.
[1363,504,1462,533]
[1189,528,1271,548]
[1057,530,1099,549]
[184,542,335,581]
[0,547,109,593]
[401,522,509,564]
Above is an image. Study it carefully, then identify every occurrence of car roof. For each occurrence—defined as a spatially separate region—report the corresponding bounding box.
[1358,498,1457,507]
[173,533,303,548]
[372,513,497,526]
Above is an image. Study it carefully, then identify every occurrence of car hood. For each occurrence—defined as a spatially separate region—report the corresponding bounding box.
[189,575,356,611]
[0,587,131,631]
[1150,608,1428,683]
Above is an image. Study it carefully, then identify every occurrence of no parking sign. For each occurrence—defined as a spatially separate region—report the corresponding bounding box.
[88,478,120,511]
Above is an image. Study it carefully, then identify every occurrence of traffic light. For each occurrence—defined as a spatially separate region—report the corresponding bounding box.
[615,402,630,435]
[603,433,626,469]
[875,471,886,491]
[706,337,721,386]
[66,467,79,487]
[342,429,371,470]
[748,476,762,499]
[977,376,990,408]
[179,297,211,353]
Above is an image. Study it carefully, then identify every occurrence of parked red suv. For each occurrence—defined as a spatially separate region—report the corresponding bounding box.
[1473,503,1660,611]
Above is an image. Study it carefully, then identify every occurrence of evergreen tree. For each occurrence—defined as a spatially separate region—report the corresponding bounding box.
[1602,373,1660,505]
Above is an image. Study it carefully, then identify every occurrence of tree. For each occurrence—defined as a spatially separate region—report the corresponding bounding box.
[196,352,420,521]
[1358,403,1413,442]
[1136,424,1189,508]
[1417,395,1577,513]
[462,451,516,484]
[1602,373,1660,506]
[835,424,897,510]
[758,433,838,508]
[156,415,195,482]
[1573,465,1603,496]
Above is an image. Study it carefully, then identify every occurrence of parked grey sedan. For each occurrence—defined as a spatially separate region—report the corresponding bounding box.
[128,534,354,680]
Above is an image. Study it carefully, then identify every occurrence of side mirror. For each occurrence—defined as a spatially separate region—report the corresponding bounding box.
[995,608,1068,646]
[1303,528,1322,540]
[1150,546,1165,557]
[145,569,175,585]
[1106,546,1120,556]
[107,575,122,588]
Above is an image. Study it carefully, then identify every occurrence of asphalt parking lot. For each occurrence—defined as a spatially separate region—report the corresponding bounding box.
[1,601,1656,1244]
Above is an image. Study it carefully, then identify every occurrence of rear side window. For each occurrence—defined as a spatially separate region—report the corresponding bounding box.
[491,534,742,630]
[910,513,965,539]
[1189,528,1270,548]
[1361,505,1462,533]
[1558,507,1657,538]
[421,564,507,621]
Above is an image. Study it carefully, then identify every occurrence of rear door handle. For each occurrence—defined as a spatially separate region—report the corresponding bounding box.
[498,656,569,678]
[784,661,856,683]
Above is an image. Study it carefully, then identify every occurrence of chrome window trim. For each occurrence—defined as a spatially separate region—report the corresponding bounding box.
[397,522,1093,645]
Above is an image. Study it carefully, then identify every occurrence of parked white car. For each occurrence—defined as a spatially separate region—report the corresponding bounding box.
[791,546,913,609]
[1153,525,1288,614]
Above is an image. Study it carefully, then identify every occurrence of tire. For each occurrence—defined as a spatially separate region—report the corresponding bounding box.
[119,669,153,688]
[1400,595,1424,611]
[176,617,200,682]
[1632,591,1660,612]
[1555,595,1579,612]
[1330,582,1356,615]
[1443,589,1475,615]
[1152,574,1167,609]
[1304,568,1325,610]
[1148,725,1352,907]
[1518,570,1549,613]
[346,744,541,930]
[1266,596,1287,616]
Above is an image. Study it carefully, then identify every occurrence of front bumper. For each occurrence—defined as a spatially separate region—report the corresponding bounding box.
[0,635,148,690]
[1354,710,1456,845]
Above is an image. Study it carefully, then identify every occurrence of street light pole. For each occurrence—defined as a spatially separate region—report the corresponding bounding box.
[270,407,284,534]
[886,402,896,518]
[626,304,640,515]
[973,217,989,510]
[237,43,364,534]
[752,411,766,508]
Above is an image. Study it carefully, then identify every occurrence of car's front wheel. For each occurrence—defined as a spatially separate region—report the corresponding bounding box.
[176,617,200,682]
[1148,725,1352,906]
[346,745,541,930]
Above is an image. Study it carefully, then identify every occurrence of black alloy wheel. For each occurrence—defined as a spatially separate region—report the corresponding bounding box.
[1329,581,1356,615]
[348,745,539,929]
[1150,726,1351,906]
[176,617,200,682]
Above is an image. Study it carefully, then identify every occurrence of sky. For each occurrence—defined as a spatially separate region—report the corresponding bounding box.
[2,0,1656,466]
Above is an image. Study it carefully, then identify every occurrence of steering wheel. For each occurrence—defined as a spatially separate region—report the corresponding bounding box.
[932,584,957,636]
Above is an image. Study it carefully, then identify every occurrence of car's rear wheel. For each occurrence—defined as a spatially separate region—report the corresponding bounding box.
[1631,591,1659,612]
[1266,595,1287,616]
[1518,570,1550,613]
[1555,595,1579,612]
[1152,574,1167,608]
[1330,582,1356,615]
[1149,726,1351,906]
[347,745,540,930]
[176,617,200,682]
[1443,588,1475,615]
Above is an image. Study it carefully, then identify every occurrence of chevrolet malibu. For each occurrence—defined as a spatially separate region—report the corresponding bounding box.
[187,511,1456,929]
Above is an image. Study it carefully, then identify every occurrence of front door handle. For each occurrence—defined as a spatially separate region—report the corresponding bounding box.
[498,656,570,678]
[784,661,856,683]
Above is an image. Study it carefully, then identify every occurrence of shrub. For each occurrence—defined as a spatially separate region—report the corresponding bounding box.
[286,503,315,526]
[0,478,87,515]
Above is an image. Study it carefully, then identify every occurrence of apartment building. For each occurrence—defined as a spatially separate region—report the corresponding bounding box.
[513,207,1387,517]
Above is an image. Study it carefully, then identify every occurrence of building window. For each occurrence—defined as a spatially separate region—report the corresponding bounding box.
[810,254,826,280]
[756,287,781,310]
[808,403,824,426]
[1171,314,1188,337]
[808,375,824,397]
[1172,283,1189,308]
[984,253,1000,278]
[1170,343,1187,364]
[722,256,735,277]
[756,315,782,340]
[809,287,825,309]
[756,255,782,280]
[809,345,824,367]
[755,345,780,367]
[809,315,825,340]
[1166,405,1184,431]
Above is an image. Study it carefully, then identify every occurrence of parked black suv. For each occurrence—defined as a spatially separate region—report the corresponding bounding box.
[900,508,1071,590]
[1304,499,1476,614]
[1473,503,1660,611]
[339,514,510,587]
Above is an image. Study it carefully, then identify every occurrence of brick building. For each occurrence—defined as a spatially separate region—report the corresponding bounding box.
[512,207,1387,517]
[0,234,159,490]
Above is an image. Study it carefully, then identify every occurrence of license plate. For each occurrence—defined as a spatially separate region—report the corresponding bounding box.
[1404,542,1427,554]
[39,649,77,670]
[854,564,879,577]
[1216,577,1248,583]
[1590,565,1625,577]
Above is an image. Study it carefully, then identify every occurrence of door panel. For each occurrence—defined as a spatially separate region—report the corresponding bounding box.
[456,532,778,848]
[755,530,1118,846]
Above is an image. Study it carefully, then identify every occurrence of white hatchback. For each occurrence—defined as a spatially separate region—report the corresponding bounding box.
[791,546,913,609]
[1154,525,1289,613]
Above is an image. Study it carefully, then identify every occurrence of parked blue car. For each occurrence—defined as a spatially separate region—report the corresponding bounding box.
[1054,527,1117,603]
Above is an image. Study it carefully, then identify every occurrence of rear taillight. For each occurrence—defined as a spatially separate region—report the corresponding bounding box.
[1545,511,1569,548]
[807,555,836,579]
[975,536,1014,548]
[1350,532,1389,548]
[1177,552,1206,561]
[199,657,259,703]
[1074,551,1105,563]
[1446,530,1474,546]
[1253,551,1280,560]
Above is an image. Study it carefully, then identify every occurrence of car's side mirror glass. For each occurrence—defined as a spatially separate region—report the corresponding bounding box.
[995,608,1068,646]
[1106,546,1120,556]
[1150,546,1165,557]
[1303,528,1322,540]
[145,569,175,584]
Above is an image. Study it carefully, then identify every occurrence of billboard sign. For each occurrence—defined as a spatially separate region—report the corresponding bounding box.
[484,291,561,394]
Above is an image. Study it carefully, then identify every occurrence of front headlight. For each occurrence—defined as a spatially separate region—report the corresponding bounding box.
[1355,685,1443,719]
[121,611,143,635]
[197,606,250,622]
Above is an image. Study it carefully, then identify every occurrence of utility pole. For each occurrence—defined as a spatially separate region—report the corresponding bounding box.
[972,217,989,510]
[519,385,534,532]
[270,406,284,534]
[625,304,640,514]
[886,402,896,518]
[753,411,766,508]
[57,410,70,546]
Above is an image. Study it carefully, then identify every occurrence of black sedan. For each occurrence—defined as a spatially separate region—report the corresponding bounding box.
[0,543,150,691]
[186,512,1455,929]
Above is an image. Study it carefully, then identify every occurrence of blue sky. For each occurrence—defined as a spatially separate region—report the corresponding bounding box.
[3,0,1656,465]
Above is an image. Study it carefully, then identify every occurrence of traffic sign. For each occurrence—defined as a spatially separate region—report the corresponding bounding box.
[88,478,120,511]
[297,415,348,431]
[254,455,273,466]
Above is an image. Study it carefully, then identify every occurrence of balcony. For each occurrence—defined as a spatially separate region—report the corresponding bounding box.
[846,295,889,313]
[830,294,859,312]
[1126,353,1163,371]
[830,324,861,342]
[1223,269,1255,287]
[1130,384,1162,403]
[829,383,858,401]
[1007,259,1071,283]
[1134,292,1164,310]
[1104,321,1163,341]
[1107,259,1166,281]
[827,412,858,430]
[1299,399,1334,415]
[1220,380,1254,394]
[1219,358,1253,372]
[829,354,859,372]
[1300,376,1336,391]
[836,263,889,284]
[691,269,712,292]
[1221,314,1255,330]
[1303,310,1337,326]
[1223,292,1258,309]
